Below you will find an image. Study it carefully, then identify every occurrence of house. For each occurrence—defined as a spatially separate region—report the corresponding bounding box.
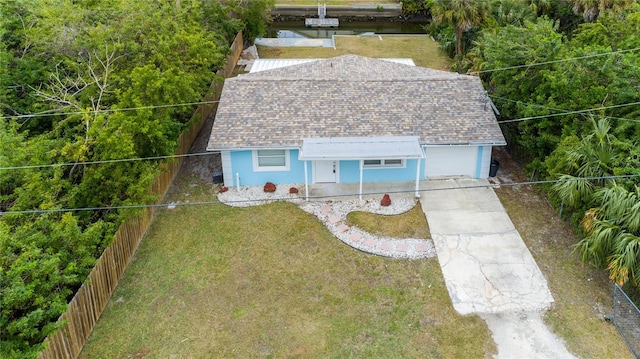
[206,55,506,199]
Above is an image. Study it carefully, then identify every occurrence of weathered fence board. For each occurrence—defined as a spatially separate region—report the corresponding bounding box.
[38,32,243,359]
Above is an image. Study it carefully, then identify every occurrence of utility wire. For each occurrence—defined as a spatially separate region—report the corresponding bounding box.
[2,100,221,120]
[0,151,219,171]
[4,47,639,121]
[468,47,640,74]
[497,101,640,124]
[490,96,640,124]
[2,98,639,171]
[2,174,638,216]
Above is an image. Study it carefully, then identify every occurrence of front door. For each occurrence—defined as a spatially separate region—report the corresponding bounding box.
[315,161,337,183]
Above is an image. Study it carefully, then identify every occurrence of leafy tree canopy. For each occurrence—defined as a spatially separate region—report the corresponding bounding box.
[0,0,267,356]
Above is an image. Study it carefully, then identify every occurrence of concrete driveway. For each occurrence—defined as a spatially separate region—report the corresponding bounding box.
[420,178,575,358]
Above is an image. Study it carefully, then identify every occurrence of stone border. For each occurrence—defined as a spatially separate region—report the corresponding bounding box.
[217,184,436,259]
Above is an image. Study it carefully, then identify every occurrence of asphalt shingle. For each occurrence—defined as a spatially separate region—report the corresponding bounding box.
[207,55,506,150]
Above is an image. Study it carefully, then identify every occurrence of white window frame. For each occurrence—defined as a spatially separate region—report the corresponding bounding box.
[252,149,290,172]
[362,159,406,169]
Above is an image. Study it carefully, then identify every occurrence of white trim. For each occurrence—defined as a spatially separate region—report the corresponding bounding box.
[359,160,364,201]
[362,159,406,169]
[221,151,233,187]
[299,136,424,161]
[252,149,290,172]
[304,161,309,201]
[312,160,340,184]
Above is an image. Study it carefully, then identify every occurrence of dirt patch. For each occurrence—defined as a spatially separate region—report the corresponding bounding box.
[175,114,222,186]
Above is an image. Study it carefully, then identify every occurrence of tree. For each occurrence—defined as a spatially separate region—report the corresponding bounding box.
[550,118,622,209]
[491,0,536,27]
[0,0,254,356]
[431,0,492,57]
[578,184,640,285]
[568,0,634,21]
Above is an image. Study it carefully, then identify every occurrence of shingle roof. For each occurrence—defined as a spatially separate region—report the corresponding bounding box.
[207,55,506,150]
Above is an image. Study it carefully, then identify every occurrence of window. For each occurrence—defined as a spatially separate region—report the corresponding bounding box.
[253,149,290,172]
[363,159,404,168]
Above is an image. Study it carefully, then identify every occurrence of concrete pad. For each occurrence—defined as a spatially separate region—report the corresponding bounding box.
[328,215,340,224]
[349,232,363,242]
[421,178,553,314]
[479,312,576,359]
[364,238,376,248]
[426,210,516,235]
[414,243,429,252]
[432,232,553,314]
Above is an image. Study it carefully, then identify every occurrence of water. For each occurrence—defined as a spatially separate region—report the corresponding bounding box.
[266,21,427,39]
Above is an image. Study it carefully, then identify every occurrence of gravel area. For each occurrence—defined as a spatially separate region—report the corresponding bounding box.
[218,183,436,259]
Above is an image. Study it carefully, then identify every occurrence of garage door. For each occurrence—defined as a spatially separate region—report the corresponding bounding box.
[424,146,478,178]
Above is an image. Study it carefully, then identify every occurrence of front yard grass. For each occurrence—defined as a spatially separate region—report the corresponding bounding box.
[258,35,451,70]
[80,177,493,358]
[347,204,431,239]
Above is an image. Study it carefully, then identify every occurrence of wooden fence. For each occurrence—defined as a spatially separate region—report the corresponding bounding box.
[38,32,243,359]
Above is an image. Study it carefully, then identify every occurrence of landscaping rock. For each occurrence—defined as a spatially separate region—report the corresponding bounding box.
[381,193,391,206]
[219,186,229,193]
[289,187,299,194]
[263,182,276,192]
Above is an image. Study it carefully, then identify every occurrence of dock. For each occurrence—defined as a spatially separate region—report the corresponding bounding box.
[305,18,339,28]
[305,3,339,28]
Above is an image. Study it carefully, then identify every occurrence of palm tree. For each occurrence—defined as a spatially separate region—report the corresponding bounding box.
[493,0,536,27]
[552,117,620,207]
[578,184,640,285]
[528,0,553,16]
[568,0,634,22]
[431,0,492,57]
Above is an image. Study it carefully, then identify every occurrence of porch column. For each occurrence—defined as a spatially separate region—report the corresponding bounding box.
[415,157,421,197]
[359,160,364,200]
[304,161,309,201]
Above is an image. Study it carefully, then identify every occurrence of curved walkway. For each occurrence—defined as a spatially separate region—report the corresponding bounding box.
[217,184,435,259]
[298,199,435,259]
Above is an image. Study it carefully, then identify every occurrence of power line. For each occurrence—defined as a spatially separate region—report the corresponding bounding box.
[2,98,639,171]
[2,174,638,216]
[0,151,219,171]
[468,47,640,74]
[497,101,640,124]
[2,100,221,120]
[491,96,640,124]
[4,47,639,120]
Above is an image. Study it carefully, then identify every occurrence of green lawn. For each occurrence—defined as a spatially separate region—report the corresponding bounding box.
[80,176,494,358]
[258,35,452,70]
[346,204,431,239]
[79,38,630,358]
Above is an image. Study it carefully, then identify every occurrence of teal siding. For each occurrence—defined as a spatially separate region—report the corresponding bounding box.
[227,149,424,186]
[340,159,422,183]
[228,149,307,186]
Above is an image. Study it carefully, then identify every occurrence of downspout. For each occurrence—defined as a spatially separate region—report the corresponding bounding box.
[304,161,309,201]
[359,160,364,201]
[415,157,421,197]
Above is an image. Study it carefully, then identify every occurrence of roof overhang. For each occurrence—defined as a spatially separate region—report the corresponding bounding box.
[298,136,424,161]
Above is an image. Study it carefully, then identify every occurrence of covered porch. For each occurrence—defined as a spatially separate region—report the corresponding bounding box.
[299,136,425,201]
[306,180,426,201]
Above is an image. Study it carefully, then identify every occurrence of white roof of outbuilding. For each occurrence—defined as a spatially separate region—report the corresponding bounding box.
[298,136,424,161]
[249,58,415,73]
